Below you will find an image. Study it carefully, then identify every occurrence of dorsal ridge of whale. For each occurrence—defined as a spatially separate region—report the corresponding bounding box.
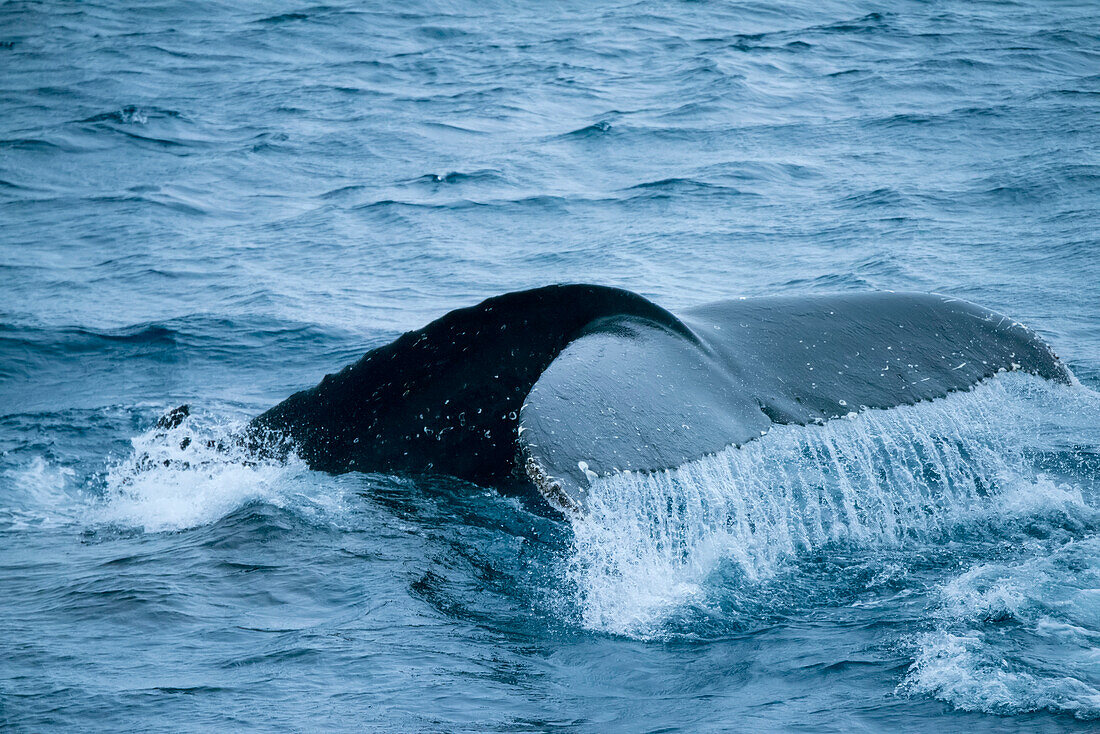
[249,285,1072,514]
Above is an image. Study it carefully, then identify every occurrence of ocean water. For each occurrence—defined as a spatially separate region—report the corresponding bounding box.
[2,0,1100,730]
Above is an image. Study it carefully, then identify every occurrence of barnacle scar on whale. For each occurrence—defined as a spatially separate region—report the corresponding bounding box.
[236,284,1071,514]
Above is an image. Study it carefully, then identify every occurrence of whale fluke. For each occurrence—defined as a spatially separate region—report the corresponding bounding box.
[249,285,1071,513]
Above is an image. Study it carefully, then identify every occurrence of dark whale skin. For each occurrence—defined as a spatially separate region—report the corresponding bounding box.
[250,285,1071,512]
[249,285,691,482]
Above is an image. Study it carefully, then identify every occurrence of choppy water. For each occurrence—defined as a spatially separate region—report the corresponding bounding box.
[3,0,1100,731]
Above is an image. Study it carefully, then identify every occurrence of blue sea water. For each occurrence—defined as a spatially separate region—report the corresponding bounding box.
[2,0,1100,730]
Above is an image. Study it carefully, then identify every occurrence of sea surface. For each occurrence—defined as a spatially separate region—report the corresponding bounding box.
[2,1,1100,731]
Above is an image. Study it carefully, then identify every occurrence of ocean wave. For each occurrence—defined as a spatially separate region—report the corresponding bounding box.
[558,120,613,138]
[0,456,77,531]
[255,12,310,25]
[902,535,1100,719]
[79,106,184,126]
[621,177,752,200]
[0,317,349,354]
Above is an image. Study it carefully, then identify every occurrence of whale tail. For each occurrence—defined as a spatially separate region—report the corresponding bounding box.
[243,285,1070,514]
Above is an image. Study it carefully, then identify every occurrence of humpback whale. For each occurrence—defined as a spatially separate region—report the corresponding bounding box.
[249,285,1071,514]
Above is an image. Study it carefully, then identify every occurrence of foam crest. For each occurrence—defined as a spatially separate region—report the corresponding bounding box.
[0,456,78,530]
[902,535,1100,719]
[567,375,1097,636]
[94,412,318,533]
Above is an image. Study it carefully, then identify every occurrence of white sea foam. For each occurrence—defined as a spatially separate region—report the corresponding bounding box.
[566,374,1100,637]
[93,412,322,533]
[902,535,1100,719]
[0,456,78,530]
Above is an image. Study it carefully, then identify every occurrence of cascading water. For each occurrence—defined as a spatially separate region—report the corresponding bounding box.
[567,374,1100,638]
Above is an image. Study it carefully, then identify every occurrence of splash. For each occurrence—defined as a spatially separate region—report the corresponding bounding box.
[94,411,323,533]
[566,374,1098,637]
[902,534,1100,719]
[0,456,77,530]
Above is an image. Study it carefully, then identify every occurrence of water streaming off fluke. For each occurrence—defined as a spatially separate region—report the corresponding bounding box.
[568,375,1097,637]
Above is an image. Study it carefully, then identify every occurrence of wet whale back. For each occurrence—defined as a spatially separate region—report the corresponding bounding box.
[251,285,1070,512]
